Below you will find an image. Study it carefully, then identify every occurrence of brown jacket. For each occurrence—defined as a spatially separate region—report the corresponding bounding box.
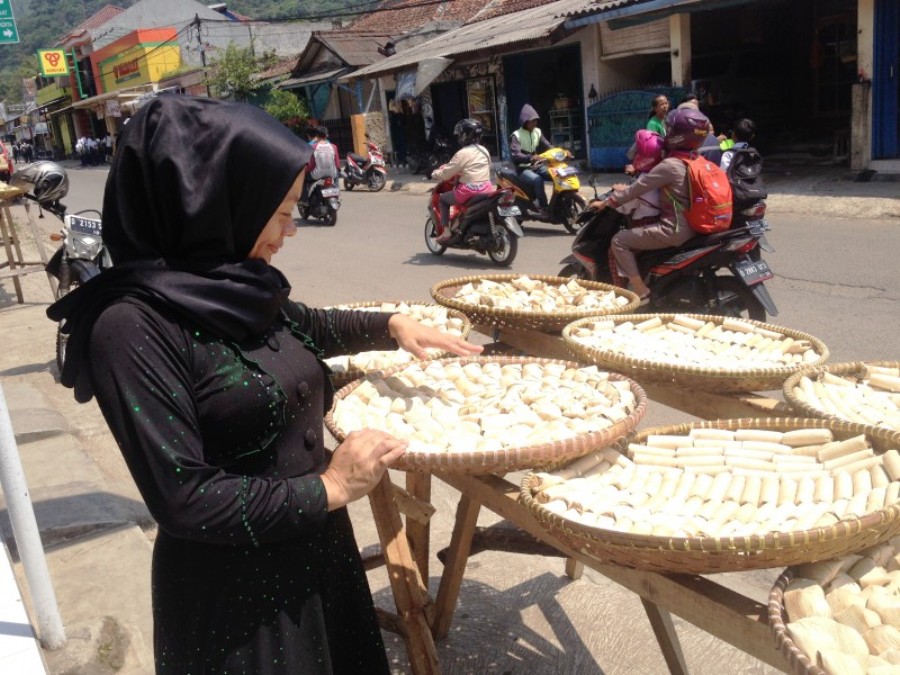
[608,157,689,231]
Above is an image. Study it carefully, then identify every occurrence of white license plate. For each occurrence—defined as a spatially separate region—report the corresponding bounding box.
[556,166,578,177]
[371,158,385,166]
[320,187,340,197]
[498,206,521,217]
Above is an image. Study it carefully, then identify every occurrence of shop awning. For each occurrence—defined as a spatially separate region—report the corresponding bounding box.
[343,0,595,82]
[71,84,156,110]
[564,0,755,30]
[278,68,350,91]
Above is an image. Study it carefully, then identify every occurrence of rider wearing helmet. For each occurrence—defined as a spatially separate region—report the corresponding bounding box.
[10,161,70,205]
[509,104,552,218]
[610,130,666,236]
[430,118,494,243]
[587,108,711,303]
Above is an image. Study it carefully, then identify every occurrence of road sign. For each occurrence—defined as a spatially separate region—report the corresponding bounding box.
[0,0,20,45]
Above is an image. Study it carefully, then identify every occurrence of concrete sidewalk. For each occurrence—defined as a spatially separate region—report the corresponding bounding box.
[0,165,898,673]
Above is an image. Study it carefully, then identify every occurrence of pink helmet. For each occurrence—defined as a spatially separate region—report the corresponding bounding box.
[632,130,665,172]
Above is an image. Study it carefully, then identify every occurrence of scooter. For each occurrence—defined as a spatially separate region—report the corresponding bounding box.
[342,139,388,192]
[37,199,110,370]
[558,179,777,321]
[298,176,340,227]
[424,178,524,267]
[497,147,587,234]
[409,131,454,175]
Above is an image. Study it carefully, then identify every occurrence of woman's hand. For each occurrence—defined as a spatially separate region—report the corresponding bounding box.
[388,314,483,360]
[321,430,407,510]
[588,199,607,211]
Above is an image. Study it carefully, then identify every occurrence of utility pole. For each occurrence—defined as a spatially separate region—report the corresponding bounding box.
[192,14,210,97]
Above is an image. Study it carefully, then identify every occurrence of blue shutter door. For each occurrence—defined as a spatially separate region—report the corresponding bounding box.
[873,0,899,158]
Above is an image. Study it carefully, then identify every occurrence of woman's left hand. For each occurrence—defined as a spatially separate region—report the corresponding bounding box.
[388,314,483,360]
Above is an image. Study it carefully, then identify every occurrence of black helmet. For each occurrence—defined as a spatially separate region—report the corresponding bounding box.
[453,118,483,146]
[10,161,69,204]
[664,108,710,152]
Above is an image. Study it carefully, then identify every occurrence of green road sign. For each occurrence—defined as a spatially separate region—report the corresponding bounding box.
[0,0,20,45]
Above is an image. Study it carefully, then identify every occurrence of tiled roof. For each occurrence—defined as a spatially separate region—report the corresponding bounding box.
[350,0,485,33]
[255,55,302,81]
[72,4,126,31]
[471,0,560,23]
[315,30,397,67]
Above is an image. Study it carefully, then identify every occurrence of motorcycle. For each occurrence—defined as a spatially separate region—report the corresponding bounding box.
[497,147,587,234]
[424,178,524,267]
[409,131,454,176]
[298,176,341,226]
[39,199,110,370]
[558,178,777,321]
[342,138,388,192]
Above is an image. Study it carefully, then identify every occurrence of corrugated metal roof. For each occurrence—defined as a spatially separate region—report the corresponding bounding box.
[255,55,302,82]
[345,0,595,80]
[279,67,351,90]
[315,30,396,67]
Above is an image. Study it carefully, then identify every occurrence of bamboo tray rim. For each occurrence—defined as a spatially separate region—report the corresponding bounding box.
[324,355,647,474]
[768,568,826,675]
[521,417,900,572]
[562,313,831,380]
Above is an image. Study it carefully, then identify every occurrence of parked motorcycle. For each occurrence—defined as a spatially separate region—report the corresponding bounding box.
[298,176,341,226]
[497,147,587,234]
[424,178,523,267]
[558,179,776,321]
[342,138,388,192]
[408,131,454,175]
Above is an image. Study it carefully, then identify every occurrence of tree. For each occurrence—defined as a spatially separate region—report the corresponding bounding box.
[207,43,260,102]
[263,89,309,136]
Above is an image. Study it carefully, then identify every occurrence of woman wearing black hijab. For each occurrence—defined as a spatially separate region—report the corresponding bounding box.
[47,95,481,673]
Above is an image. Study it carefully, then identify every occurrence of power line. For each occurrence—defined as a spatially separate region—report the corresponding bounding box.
[202,0,462,24]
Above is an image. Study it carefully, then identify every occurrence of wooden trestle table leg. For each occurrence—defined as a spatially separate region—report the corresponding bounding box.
[0,204,24,303]
[368,474,441,675]
[405,471,432,584]
[432,487,481,639]
[640,597,689,675]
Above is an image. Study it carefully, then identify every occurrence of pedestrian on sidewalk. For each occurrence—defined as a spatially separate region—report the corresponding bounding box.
[47,95,481,674]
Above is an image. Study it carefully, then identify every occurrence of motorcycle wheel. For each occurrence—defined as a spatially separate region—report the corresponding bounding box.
[424,216,446,256]
[343,178,354,191]
[561,193,588,234]
[709,276,766,322]
[297,203,309,220]
[367,172,387,192]
[487,227,518,267]
[558,263,588,280]
[323,209,338,227]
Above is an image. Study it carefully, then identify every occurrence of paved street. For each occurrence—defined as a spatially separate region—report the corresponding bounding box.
[1,163,899,674]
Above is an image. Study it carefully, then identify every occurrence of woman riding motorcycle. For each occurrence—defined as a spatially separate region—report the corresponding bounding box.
[430,118,494,244]
[588,107,710,303]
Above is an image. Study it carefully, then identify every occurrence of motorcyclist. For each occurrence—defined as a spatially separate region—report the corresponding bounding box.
[300,125,340,206]
[430,118,495,244]
[509,104,552,219]
[588,108,711,303]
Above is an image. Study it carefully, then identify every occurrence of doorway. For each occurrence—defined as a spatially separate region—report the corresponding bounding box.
[873,0,899,158]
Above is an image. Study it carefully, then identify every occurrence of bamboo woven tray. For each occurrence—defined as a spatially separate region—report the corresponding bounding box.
[521,417,900,574]
[769,569,827,675]
[430,274,639,333]
[324,301,472,389]
[562,313,830,393]
[324,356,647,474]
[783,361,900,432]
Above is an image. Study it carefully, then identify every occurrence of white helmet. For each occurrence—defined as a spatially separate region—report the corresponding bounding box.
[10,161,69,204]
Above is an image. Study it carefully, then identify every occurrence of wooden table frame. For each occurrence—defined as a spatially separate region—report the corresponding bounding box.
[362,325,796,674]
[0,197,57,302]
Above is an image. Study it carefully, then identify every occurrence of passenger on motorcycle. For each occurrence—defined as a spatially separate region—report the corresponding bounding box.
[430,119,495,244]
[588,108,711,303]
[509,104,552,219]
[300,125,340,205]
[612,130,665,226]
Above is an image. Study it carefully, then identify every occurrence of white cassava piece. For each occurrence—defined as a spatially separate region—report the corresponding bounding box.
[526,427,900,540]
[789,364,900,432]
[324,303,469,375]
[781,535,900,674]
[331,360,637,456]
[451,276,631,313]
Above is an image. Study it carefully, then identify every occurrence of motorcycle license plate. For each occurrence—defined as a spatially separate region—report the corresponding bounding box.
[371,158,385,166]
[67,215,102,236]
[734,258,774,286]
[556,166,578,177]
[320,187,340,197]
[498,205,521,217]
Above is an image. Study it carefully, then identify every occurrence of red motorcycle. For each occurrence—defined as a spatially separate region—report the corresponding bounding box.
[342,139,388,192]
[424,179,524,267]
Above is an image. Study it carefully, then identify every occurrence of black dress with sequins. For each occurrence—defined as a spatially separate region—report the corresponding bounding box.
[88,298,397,674]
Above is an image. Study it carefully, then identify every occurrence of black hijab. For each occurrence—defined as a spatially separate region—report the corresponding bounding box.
[47,95,312,402]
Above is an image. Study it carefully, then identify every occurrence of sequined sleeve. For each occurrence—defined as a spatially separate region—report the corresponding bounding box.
[284,302,397,358]
[87,300,329,545]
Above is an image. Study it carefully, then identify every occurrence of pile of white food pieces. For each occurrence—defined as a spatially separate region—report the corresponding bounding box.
[569,315,821,368]
[325,303,468,374]
[332,361,637,454]
[452,276,632,312]
[792,364,900,430]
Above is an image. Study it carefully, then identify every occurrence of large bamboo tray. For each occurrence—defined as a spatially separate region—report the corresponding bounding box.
[783,361,900,433]
[324,301,472,389]
[521,417,900,574]
[430,274,639,333]
[563,313,830,393]
[324,356,647,474]
[769,569,828,675]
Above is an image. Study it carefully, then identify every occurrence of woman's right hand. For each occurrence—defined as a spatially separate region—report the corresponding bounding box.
[321,430,407,510]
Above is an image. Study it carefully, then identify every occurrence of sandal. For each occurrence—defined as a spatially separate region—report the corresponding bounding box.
[637,292,651,307]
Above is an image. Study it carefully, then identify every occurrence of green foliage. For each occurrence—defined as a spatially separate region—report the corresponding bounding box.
[263,89,309,135]
[207,43,260,102]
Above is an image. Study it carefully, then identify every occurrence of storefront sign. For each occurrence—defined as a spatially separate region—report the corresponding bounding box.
[38,49,69,77]
[113,59,141,83]
[106,99,121,118]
